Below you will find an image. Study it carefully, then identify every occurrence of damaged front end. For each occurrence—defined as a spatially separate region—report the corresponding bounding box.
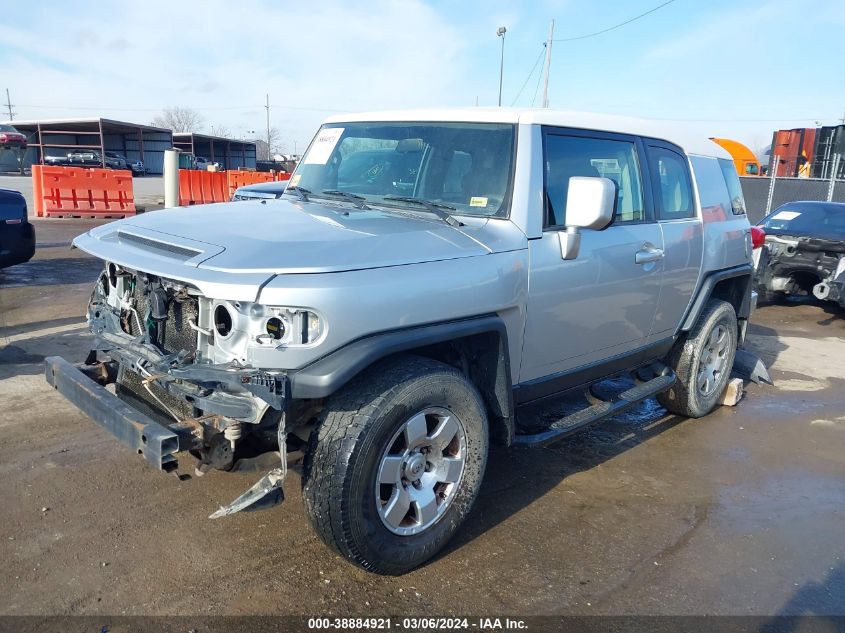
[755,234,845,307]
[46,262,318,517]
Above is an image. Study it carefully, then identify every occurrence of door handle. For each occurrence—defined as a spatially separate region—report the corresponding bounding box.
[635,246,664,265]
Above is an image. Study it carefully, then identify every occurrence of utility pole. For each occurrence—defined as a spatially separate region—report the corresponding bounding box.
[497,26,507,107]
[265,94,271,161]
[5,88,14,121]
[541,20,554,108]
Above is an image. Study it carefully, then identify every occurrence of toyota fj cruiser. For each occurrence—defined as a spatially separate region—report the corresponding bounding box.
[46,109,756,574]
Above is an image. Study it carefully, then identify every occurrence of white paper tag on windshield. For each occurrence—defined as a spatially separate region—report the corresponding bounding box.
[771,210,801,221]
[304,128,344,165]
[836,256,845,278]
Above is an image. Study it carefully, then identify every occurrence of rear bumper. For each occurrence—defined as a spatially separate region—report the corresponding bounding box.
[44,356,185,471]
[0,222,35,268]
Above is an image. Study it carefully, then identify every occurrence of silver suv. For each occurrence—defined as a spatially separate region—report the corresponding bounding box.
[46,109,755,575]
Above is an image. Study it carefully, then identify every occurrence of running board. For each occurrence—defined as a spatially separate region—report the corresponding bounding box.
[512,370,676,448]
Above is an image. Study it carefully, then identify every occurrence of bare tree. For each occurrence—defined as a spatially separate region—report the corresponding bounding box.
[255,127,284,160]
[152,106,204,133]
[210,125,231,138]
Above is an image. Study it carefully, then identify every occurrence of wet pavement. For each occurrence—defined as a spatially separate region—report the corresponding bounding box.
[1,219,843,616]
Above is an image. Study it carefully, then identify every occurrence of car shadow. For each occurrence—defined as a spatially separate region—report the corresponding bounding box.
[437,382,690,561]
[0,256,103,288]
[759,294,843,325]
[0,317,92,378]
[744,321,789,372]
[759,562,845,628]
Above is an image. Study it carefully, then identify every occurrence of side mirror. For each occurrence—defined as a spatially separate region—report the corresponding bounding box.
[558,176,616,260]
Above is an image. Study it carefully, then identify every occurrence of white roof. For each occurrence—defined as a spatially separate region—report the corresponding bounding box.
[323,107,731,159]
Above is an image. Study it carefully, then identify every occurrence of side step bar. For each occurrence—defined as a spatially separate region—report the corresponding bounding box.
[513,370,676,448]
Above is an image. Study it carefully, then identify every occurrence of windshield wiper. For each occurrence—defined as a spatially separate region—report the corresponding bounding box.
[382,196,463,227]
[284,186,311,202]
[321,190,370,209]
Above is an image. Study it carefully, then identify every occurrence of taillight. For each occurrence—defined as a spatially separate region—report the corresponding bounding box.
[751,226,766,249]
[0,134,6,142]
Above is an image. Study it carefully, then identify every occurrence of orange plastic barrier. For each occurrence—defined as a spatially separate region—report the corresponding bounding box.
[178,169,228,205]
[179,169,292,205]
[32,165,136,218]
[226,171,276,199]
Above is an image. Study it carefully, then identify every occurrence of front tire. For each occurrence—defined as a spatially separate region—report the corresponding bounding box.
[302,356,488,575]
[658,299,738,418]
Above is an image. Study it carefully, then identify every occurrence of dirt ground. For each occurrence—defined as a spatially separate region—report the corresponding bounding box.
[1,219,844,617]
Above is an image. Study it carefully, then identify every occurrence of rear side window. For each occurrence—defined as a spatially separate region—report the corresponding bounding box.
[544,133,644,226]
[689,156,732,221]
[647,146,694,220]
[718,158,747,215]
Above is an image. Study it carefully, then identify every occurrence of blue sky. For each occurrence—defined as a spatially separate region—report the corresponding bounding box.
[1,0,844,155]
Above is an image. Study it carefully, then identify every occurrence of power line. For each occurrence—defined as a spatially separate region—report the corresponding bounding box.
[643,116,840,122]
[552,0,678,42]
[4,89,15,121]
[531,57,546,107]
[14,103,345,113]
[511,44,546,106]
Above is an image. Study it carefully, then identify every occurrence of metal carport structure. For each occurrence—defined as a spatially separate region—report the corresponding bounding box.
[172,133,257,170]
[3,118,173,174]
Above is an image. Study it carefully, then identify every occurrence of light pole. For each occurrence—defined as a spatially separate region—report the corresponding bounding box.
[497,26,507,107]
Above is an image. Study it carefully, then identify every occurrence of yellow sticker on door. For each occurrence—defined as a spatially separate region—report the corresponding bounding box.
[469,196,488,207]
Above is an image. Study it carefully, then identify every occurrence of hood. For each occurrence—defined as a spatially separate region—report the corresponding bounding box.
[74,198,502,279]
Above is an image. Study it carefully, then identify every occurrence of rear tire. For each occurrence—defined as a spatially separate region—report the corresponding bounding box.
[658,299,738,418]
[302,356,488,575]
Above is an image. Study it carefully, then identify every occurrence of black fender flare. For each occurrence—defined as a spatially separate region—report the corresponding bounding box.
[289,314,515,443]
[681,263,754,332]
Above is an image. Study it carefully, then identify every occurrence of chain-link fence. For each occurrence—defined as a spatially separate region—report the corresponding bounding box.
[740,160,843,224]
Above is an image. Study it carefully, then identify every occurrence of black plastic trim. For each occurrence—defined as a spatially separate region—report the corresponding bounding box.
[681,264,753,331]
[512,337,675,406]
[290,315,510,400]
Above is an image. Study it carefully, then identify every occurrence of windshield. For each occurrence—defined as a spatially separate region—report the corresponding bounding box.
[760,203,845,241]
[0,124,18,133]
[290,121,516,217]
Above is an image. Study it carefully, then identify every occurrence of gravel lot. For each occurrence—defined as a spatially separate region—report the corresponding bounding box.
[1,218,844,617]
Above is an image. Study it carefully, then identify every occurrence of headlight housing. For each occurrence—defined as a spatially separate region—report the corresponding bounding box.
[210,301,326,354]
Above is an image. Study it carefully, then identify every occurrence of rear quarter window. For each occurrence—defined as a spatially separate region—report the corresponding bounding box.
[689,156,732,222]
[718,158,747,215]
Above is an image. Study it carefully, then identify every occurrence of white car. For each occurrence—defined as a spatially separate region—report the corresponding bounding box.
[194,157,220,171]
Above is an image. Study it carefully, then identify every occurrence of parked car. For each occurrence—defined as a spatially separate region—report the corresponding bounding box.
[0,124,27,150]
[0,188,35,268]
[66,150,103,167]
[63,150,129,169]
[43,154,69,166]
[104,152,129,170]
[754,201,845,307]
[231,180,288,201]
[46,109,757,575]
[128,159,146,175]
[194,156,220,171]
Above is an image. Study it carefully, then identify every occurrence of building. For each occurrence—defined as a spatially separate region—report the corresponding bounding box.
[172,133,256,170]
[2,118,173,174]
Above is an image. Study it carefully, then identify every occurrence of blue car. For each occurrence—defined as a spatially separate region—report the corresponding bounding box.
[231,180,288,201]
[0,188,35,268]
